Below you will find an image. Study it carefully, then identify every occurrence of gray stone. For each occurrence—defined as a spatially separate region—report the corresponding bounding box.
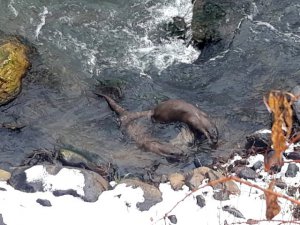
[222,205,245,219]
[119,179,162,211]
[36,198,52,207]
[252,161,263,171]
[285,163,299,178]
[0,214,6,225]
[8,164,109,202]
[168,215,177,224]
[237,167,257,180]
[196,195,206,208]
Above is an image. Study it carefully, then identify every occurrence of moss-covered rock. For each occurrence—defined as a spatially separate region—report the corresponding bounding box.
[0,40,30,105]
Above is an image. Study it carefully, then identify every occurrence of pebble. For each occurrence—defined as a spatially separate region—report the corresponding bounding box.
[252,161,263,171]
[168,215,177,224]
[196,195,206,208]
[293,205,300,219]
[222,205,245,219]
[237,167,257,180]
[285,163,299,177]
[36,198,52,207]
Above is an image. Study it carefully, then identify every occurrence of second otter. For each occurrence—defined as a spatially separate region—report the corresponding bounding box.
[152,99,218,146]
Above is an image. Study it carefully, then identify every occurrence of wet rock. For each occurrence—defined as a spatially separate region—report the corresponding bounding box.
[0,214,6,225]
[166,16,187,39]
[293,205,300,219]
[192,0,251,60]
[119,179,162,211]
[8,164,109,202]
[0,169,11,181]
[222,205,245,219]
[292,86,300,122]
[252,161,263,171]
[185,167,210,189]
[275,179,287,190]
[284,152,300,160]
[196,195,206,208]
[206,170,240,201]
[168,215,177,224]
[245,130,271,151]
[236,167,257,180]
[285,163,299,177]
[36,198,52,207]
[194,155,214,168]
[0,39,30,105]
[168,173,185,191]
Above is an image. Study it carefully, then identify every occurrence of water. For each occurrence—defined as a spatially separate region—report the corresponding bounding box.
[0,0,299,177]
[0,0,201,174]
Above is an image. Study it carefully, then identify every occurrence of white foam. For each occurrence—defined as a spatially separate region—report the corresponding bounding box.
[35,6,48,40]
[8,0,18,17]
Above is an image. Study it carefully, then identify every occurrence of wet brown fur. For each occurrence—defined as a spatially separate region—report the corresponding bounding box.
[152,99,218,146]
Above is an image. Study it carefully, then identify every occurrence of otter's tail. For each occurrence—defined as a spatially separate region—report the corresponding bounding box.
[95,92,127,115]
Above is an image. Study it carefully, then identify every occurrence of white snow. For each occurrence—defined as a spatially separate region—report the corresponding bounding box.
[0,148,299,225]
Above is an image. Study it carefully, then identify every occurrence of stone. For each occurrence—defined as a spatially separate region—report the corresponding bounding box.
[119,179,162,211]
[222,205,245,219]
[36,198,52,207]
[168,215,177,224]
[293,205,300,219]
[206,170,240,201]
[168,173,185,191]
[0,214,6,225]
[0,169,11,181]
[284,152,300,160]
[252,161,263,171]
[0,39,30,105]
[285,163,299,178]
[196,195,206,208]
[292,86,300,121]
[245,130,272,151]
[191,0,251,60]
[275,179,287,190]
[8,164,109,202]
[236,167,257,180]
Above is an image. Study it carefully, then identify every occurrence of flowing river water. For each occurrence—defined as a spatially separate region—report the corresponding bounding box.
[0,0,299,177]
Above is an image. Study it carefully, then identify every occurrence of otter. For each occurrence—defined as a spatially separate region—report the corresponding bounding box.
[152,99,218,146]
[96,93,185,159]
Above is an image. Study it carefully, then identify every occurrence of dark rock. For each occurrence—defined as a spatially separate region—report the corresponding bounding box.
[0,214,6,225]
[196,195,206,208]
[119,179,162,211]
[284,152,300,160]
[222,205,245,219]
[8,165,109,202]
[275,179,287,190]
[285,163,299,177]
[245,130,271,151]
[166,16,187,39]
[252,161,263,171]
[237,167,257,180]
[0,187,6,191]
[36,198,52,207]
[234,159,249,167]
[192,0,251,60]
[194,155,214,168]
[292,86,300,122]
[287,186,298,197]
[168,215,177,224]
[293,205,300,219]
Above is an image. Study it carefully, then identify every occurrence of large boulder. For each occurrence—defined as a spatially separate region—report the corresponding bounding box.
[8,164,109,202]
[0,39,30,105]
[191,0,251,60]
